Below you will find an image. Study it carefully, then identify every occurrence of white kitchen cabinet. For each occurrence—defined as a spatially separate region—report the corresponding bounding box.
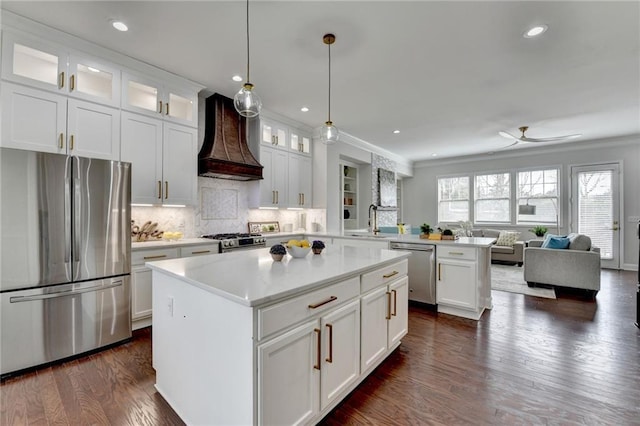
[1,82,119,160]
[260,118,288,149]
[259,145,288,207]
[258,320,319,425]
[258,279,360,423]
[319,299,360,410]
[288,152,312,207]
[122,72,197,127]
[258,299,361,422]
[1,33,120,107]
[121,111,197,206]
[360,276,408,373]
[290,128,312,154]
[435,245,492,320]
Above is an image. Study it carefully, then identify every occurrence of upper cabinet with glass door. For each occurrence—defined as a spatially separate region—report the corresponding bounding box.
[260,119,288,149]
[122,73,197,127]
[1,33,120,107]
[289,129,311,155]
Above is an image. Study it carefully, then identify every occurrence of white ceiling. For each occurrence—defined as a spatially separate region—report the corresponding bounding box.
[2,1,639,162]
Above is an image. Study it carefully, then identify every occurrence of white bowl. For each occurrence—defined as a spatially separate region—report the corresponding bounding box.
[287,245,311,258]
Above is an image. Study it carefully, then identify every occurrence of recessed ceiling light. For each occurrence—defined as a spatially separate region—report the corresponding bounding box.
[524,25,548,38]
[111,21,128,32]
[232,75,243,82]
[301,107,309,112]
[431,153,438,157]
[393,130,400,134]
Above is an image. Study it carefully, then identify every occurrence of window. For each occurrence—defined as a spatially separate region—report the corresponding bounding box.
[517,169,559,224]
[438,176,469,222]
[474,173,510,223]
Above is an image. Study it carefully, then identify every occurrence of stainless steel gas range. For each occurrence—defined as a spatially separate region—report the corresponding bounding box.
[202,233,267,253]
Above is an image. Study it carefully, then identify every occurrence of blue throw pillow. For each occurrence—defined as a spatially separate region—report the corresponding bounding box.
[540,233,560,247]
[543,236,571,249]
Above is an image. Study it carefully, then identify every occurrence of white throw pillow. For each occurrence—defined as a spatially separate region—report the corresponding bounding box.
[496,231,520,247]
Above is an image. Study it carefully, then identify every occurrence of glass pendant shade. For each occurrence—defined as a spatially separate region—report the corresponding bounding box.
[234,83,262,118]
[321,120,339,145]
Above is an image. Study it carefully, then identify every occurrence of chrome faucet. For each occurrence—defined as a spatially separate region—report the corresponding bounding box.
[368,204,379,235]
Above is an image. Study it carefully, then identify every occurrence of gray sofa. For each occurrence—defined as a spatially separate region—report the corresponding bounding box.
[524,233,601,298]
[472,229,524,266]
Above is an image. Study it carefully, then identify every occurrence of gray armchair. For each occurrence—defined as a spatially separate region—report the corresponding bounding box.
[524,233,601,298]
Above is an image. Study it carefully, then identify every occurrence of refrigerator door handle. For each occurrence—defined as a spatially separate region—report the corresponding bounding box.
[64,156,73,278]
[9,280,123,303]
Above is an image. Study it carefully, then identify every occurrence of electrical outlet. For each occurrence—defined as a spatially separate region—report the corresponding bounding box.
[167,296,174,317]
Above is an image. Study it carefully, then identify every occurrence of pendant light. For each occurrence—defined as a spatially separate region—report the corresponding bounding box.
[321,33,339,144]
[234,0,262,118]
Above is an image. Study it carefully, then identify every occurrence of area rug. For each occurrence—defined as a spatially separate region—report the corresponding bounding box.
[491,264,556,299]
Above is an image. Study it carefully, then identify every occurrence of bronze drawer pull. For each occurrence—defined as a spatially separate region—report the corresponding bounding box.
[386,291,392,320]
[308,295,337,309]
[143,255,167,260]
[191,250,211,254]
[438,263,441,280]
[383,270,399,279]
[448,251,464,255]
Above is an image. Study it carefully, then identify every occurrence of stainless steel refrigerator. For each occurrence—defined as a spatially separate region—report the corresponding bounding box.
[1,148,131,377]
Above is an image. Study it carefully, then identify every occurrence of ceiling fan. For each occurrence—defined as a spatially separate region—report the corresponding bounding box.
[498,126,582,148]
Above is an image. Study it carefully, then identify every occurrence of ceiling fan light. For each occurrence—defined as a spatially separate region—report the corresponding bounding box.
[321,121,339,145]
[234,83,262,118]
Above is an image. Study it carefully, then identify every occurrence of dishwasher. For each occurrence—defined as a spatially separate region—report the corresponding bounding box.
[390,241,436,305]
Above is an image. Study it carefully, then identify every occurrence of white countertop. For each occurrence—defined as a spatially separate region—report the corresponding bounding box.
[131,238,216,250]
[146,245,410,307]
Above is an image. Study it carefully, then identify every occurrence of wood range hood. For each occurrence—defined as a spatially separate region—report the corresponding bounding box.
[198,93,263,181]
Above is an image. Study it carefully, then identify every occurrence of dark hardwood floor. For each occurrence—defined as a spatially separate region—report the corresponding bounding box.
[2,269,639,425]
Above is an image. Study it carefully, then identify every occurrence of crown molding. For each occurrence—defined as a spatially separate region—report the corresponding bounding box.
[414,133,640,168]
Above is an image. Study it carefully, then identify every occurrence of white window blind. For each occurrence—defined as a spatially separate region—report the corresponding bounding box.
[578,170,613,258]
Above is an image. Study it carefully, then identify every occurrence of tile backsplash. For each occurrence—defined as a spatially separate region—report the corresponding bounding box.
[132,177,326,237]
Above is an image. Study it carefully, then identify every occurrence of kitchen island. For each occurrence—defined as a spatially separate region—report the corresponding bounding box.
[147,245,410,425]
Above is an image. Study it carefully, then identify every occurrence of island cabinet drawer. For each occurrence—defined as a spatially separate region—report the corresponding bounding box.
[437,247,476,261]
[361,260,408,294]
[258,276,360,340]
[132,248,180,266]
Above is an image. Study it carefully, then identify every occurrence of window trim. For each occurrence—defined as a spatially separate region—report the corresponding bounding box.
[474,171,511,225]
[516,167,562,227]
[437,174,471,224]
[435,166,563,228]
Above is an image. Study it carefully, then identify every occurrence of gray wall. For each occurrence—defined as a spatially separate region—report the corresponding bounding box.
[402,136,640,270]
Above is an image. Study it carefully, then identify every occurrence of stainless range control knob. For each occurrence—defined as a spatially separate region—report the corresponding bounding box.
[222,240,229,247]
[228,240,235,247]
